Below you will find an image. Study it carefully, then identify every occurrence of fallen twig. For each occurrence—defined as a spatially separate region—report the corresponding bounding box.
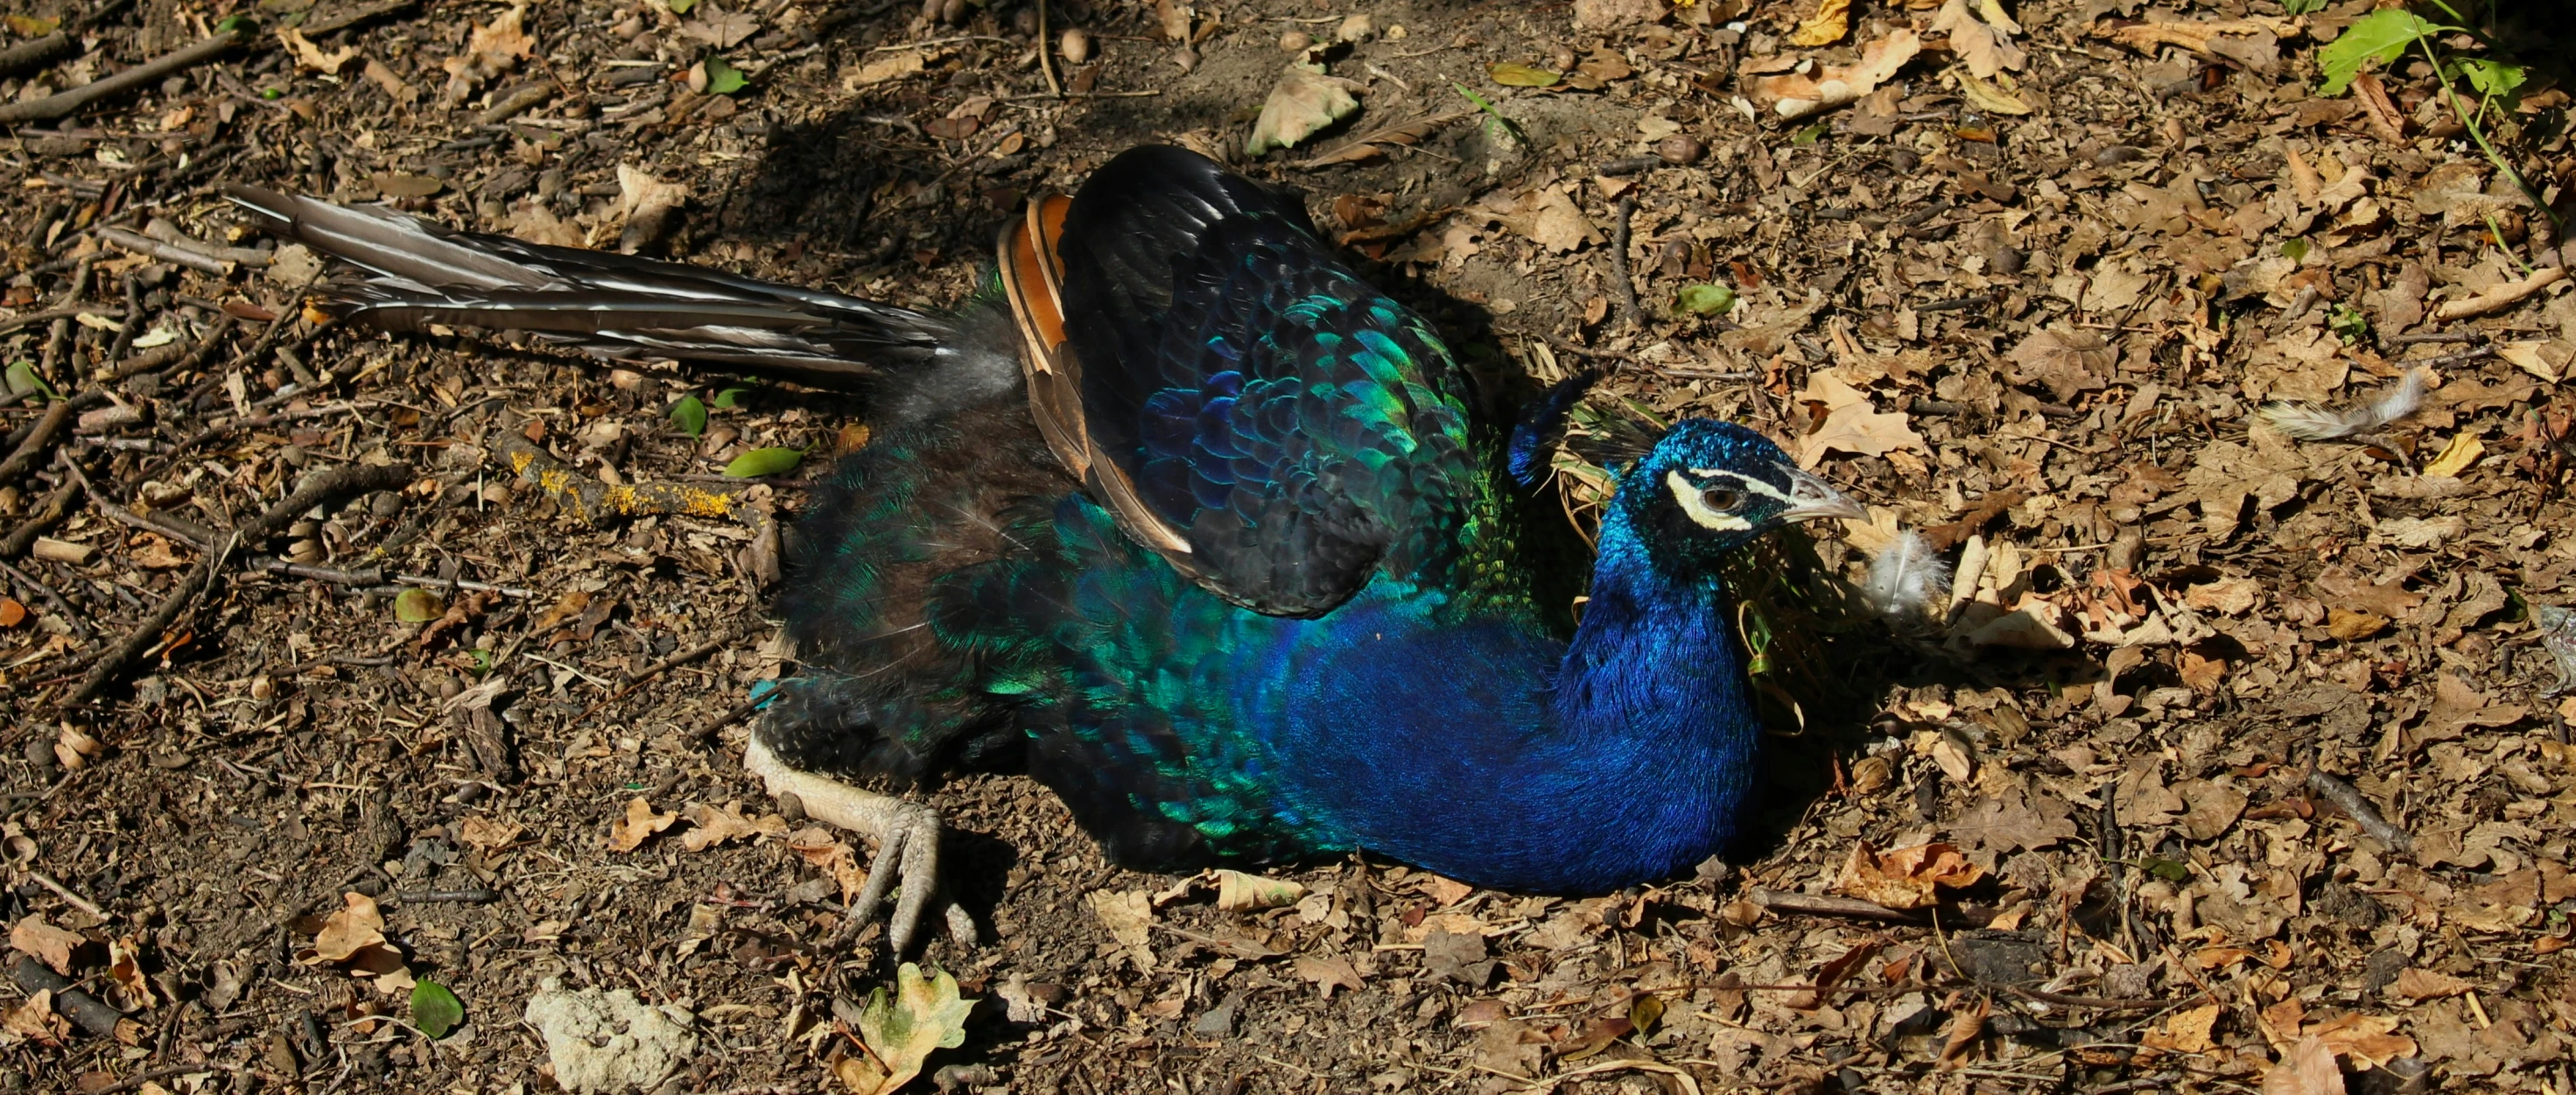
[2306,769,2414,855]
[0,32,74,80]
[0,471,81,559]
[2433,264,2567,322]
[575,621,758,723]
[1608,194,1643,332]
[62,462,413,709]
[0,31,245,124]
[96,225,235,275]
[0,402,72,487]
[8,956,119,1038]
[1751,887,1920,923]
[0,556,92,641]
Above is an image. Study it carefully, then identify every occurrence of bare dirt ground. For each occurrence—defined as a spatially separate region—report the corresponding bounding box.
[2,0,2573,1092]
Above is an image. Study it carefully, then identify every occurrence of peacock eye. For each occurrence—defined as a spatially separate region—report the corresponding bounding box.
[1699,487,1743,511]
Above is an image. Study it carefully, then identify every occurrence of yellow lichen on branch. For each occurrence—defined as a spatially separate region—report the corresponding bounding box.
[497,435,746,525]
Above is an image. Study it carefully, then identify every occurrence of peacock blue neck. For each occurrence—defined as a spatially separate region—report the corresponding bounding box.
[1288,499,1759,894]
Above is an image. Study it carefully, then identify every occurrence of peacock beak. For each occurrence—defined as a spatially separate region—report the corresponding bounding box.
[1773,465,1868,523]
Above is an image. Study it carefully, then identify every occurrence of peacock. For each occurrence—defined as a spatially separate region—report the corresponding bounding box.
[227,145,1864,952]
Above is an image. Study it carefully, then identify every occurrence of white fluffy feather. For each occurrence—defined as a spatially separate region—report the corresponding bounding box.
[2256,369,2424,440]
[1859,528,1950,619]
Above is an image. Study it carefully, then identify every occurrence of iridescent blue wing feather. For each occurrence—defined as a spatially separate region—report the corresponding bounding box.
[1056,147,1486,617]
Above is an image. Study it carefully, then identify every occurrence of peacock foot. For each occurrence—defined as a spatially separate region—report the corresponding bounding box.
[743,734,976,954]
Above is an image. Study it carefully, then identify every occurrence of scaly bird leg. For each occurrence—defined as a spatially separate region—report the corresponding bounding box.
[743,735,975,954]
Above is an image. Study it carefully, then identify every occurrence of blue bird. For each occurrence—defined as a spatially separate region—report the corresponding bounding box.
[226,146,1864,951]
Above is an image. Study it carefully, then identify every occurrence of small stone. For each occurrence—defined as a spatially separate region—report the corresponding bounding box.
[1014,6,1040,36]
[1337,13,1373,42]
[1060,27,1093,65]
[1655,134,1705,165]
[1280,30,1311,53]
[1549,44,1576,71]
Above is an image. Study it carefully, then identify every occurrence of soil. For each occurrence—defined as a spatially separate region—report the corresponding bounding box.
[2,0,2573,1093]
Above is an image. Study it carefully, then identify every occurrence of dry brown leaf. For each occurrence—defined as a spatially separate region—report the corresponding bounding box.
[1748,29,1920,119]
[848,49,925,87]
[1786,0,1851,47]
[2300,1012,2417,1070]
[457,816,526,852]
[1212,870,1306,911]
[607,797,678,853]
[1835,841,1983,909]
[679,801,788,852]
[1930,0,2024,78]
[1799,401,1927,468]
[1247,63,1363,156]
[1,990,68,1047]
[1951,790,2078,853]
[2386,967,2474,1002]
[1088,888,1156,972]
[278,27,359,74]
[1291,953,1365,998]
[2008,327,2114,402]
[2263,1036,2346,1095]
[2325,608,2389,642]
[508,200,586,248]
[786,827,869,902]
[9,916,83,976]
[439,4,535,102]
[310,893,386,963]
[682,4,758,49]
[106,937,152,1010]
[1497,186,1602,254]
[615,165,690,253]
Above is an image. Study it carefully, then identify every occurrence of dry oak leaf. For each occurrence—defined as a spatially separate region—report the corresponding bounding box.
[1929,0,2025,79]
[0,990,68,1047]
[2008,326,2114,402]
[1835,841,1983,909]
[277,26,359,74]
[2299,1011,2418,1071]
[1799,401,1927,468]
[1951,790,2078,854]
[1291,953,1365,999]
[1786,0,1851,48]
[1748,29,1920,119]
[439,4,535,101]
[682,5,759,49]
[679,801,788,852]
[310,893,386,964]
[2387,968,2475,1003]
[786,827,870,902]
[2263,1036,2346,1095]
[607,797,678,853]
[9,916,84,976]
[1498,186,1602,254]
[1246,62,1364,157]
[2144,1002,2222,1056]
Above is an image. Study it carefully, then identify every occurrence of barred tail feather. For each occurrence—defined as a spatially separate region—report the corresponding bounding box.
[223,184,958,378]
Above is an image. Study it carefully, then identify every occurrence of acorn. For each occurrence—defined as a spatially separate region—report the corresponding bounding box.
[1655,134,1705,165]
[1061,27,1093,65]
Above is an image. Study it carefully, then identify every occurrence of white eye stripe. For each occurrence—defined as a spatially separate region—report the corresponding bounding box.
[1666,469,1752,531]
[1681,468,1796,506]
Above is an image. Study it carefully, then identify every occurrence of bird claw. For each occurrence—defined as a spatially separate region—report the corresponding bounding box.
[744,734,974,955]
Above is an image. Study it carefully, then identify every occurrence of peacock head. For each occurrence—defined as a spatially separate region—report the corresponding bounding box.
[1611,418,1866,572]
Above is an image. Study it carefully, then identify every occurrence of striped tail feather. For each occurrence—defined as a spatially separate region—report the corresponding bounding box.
[222,185,954,377]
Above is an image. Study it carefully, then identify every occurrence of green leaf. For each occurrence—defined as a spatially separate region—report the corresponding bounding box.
[669,395,707,438]
[411,979,464,1038]
[2456,57,2525,100]
[1675,284,1737,316]
[723,446,804,478]
[2316,10,2449,96]
[2281,0,2327,11]
[2280,237,2310,263]
[666,0,698,12]
[1451,82,1525,148]
[2140,856,2191,883]
[1487,62,1561,88]
[1791,123,1828,145]
[2328,303,2372,344]
[856,964,976,1094]
[702,55,748,95]
[711,387,749,409]
[394,588,446,623]
[4,360,53,402]
[214,13,258,35]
